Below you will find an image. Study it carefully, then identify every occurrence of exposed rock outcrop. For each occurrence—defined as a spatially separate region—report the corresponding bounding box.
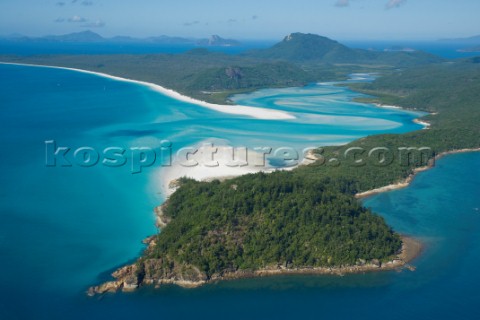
[154,204,171,229]
[87,236,421,296]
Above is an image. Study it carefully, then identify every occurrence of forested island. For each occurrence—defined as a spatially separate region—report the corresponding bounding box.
[0,33,443,104]
[3,33,478,294]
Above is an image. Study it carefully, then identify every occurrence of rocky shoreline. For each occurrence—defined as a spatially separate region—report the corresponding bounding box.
[87,233,421,296]
[87,148,479,296]
[154,203,171,229]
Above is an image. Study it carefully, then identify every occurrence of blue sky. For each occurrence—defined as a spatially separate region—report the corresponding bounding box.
[0,0,479,40]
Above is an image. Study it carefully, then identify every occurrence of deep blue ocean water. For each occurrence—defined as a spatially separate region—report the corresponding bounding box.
[344,40,480,59]
[0,40,276,55]
[1,40,478,59]
[0,63,478,319]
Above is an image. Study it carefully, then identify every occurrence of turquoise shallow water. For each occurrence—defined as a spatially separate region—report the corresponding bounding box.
[0,63,478,319]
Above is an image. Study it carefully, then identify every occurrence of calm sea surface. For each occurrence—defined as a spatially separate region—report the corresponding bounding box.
[0,63,478,319]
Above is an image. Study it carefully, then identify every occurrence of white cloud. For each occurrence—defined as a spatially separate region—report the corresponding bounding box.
[68,15,87,22]
[386,0,407,9]
[61,0,94,5]
[183,21,200,27]
[335,0,350,7]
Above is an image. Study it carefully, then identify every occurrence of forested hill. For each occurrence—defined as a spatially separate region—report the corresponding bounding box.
[148,174,401,278]
[1,33,445,104]
[245,33,444,66]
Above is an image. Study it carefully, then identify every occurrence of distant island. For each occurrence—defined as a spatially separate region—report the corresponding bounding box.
[196,35,240,47]
[440,34,480,53]
[0,30,241,47]
[383,46,416,52]
[0,32,444,104]
[439,34,480,43]
[458,46,480,53]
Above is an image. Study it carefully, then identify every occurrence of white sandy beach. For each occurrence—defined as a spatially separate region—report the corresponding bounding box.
[159,161,266,197]
[373,103,403,110]
[1,62,320,199]
[156,139,319,198]
[3,61,436,198]
[157,141,298,197]
[0,62,295,120]
[373,103,430,129]
[413,118,431,129]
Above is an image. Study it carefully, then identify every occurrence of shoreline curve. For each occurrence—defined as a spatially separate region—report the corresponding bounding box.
[356,148,480,199]
[87,235,422,295]
[0,62,295,121]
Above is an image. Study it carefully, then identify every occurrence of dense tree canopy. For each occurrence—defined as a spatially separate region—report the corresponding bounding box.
[150,174,401,277]
[145,59,480,278]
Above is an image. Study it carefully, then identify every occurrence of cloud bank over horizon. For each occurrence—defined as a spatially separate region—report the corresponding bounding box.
[335,0,407,9]
[0,0,478,40]
[386,0,407,9]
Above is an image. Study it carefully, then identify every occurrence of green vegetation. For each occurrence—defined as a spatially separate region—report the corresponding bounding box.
[150,174,401,277]
[0,33,445,104]
[0,51,319,104]
[300,60,480,193]
[246,33,444,66]
[140,59,480,278]
[2,33,479,282]
[184,62,313,93]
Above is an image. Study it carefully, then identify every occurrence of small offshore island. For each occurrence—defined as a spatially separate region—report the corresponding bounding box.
[89,176,422,295]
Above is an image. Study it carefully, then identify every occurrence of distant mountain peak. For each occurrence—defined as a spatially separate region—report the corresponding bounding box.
[283,33,338,42]
[247,32,444,66]
[285,33,294,41]
[252,32,351,62]
[197,35,240,47]
[77,30,96,35]
[0,31,243,47]
[42,30,105,42]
